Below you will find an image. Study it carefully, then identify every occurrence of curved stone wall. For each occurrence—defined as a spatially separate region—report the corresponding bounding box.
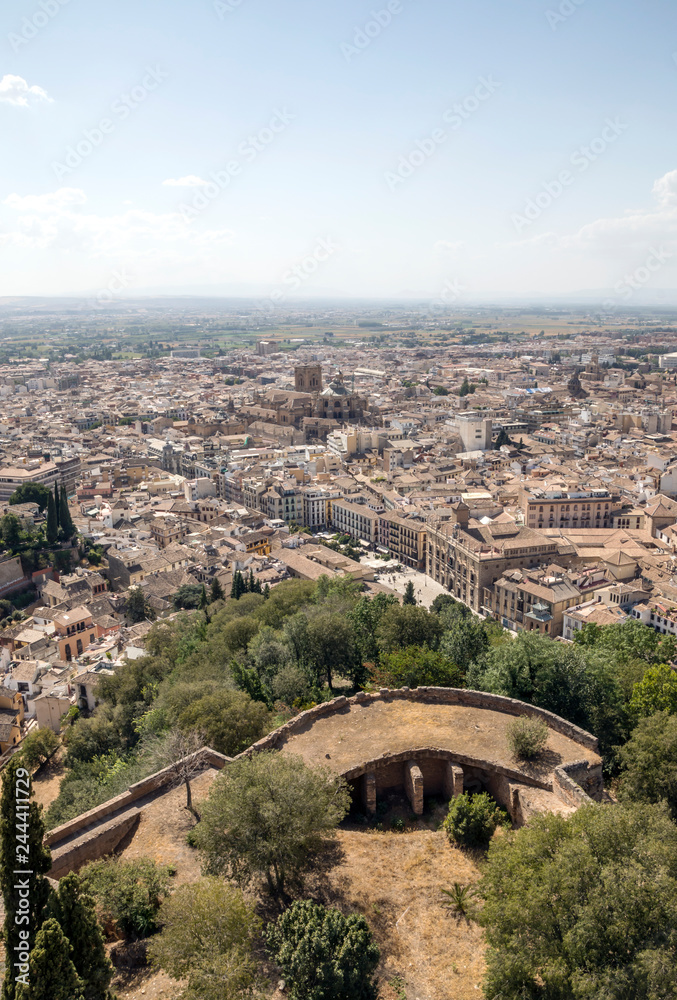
[243,686,600,756]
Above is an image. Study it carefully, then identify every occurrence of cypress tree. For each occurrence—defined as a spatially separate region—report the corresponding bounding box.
[45,493,58,546]
[15,919,83,1000]
[263,583,270,600]
[209,576,224,602]
[1,758,52,1000]
[47,875,112,1000]
[59,489,74,539]
[248,569,256,594]
[199,584,208,610]
[53,483,60,528]
[402,580,416,605]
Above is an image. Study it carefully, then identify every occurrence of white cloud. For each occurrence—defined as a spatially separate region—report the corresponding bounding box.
[1,187,235,256]
[162,175,209,188]
[4,189,86,213]
[560,170,677,251]
[652,170,677,207]
[0,75,52,107]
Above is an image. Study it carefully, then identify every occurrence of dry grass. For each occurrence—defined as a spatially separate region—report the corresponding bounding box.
[108,784,489,999]
[321,825,487,1000]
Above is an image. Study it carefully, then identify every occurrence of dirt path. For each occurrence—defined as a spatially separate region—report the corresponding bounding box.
[32,748,65,812]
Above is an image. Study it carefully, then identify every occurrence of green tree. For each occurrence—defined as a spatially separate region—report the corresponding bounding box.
[53,482,60,528]
[267,900,380,1000]
[1,758,52,1000]
[439,615,489,672]
[306,612,362,690]
[59,488,74,538]
[430,593,462,616]
[172,584,204,610]
[209,576,224,603]
[148,878,262,1000]
[346,593,398,664]
[45,493,58,546]
[8,483,51,512]
[575,618,676,666]
[195,752,350,897]
[480,802,677,1000]
[81,857,174,938]
[459,376,471,396]
[15,919,83,1000]
[126,586,153,623]
[402,580,416,605]
[47,874,113,1000]
[376,605,444,654]
[230,570,246,600]
[372,646,463,689]
[494,427,512,449]
[629,662,677,718]
[20,729,58,770]
[467,631,625,762]
[1,513,24,552]
[618,711,677,817]
[176,689,270,757]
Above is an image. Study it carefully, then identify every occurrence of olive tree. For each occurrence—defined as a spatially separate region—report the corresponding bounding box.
[194,752,350,897]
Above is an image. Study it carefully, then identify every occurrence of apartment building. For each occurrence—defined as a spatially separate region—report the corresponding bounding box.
[522,486,615,531]
[379,512,427,570]
[483,568,581,637]
[331,497,380,545]
[53,607,96,662]
[0,462,59,502]
[427,504,560,614]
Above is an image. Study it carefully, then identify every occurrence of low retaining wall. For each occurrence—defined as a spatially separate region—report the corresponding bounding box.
[553,760,601,807]
[45,748,230,849]
[50,810,141,878]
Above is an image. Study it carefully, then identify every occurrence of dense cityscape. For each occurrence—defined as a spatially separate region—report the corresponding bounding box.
[0,300,674,995]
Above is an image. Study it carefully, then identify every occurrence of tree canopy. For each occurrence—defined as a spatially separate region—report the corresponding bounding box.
[481,802,677,1000]
[194,752,350,897]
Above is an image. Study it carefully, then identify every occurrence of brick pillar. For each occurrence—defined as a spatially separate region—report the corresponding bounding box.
[404,761,424,815]
[444,762,464,798]
[361,772,376,815]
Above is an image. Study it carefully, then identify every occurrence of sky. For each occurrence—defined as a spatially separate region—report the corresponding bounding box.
[1,0,677,303]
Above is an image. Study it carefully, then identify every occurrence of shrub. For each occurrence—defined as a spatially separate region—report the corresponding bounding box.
[148,878,262,1000]
[80,857,174,938]
[506,716,549,760]
[266,900,380,1000]
[440,882,478,920]
[443,792,507,849]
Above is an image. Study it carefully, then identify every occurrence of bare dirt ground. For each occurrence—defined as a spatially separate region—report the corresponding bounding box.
[117,768,219,884]
[31,747,65,812]
[112,774,488,1000]
[280,695,600,780]
[323,826,486,1000]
